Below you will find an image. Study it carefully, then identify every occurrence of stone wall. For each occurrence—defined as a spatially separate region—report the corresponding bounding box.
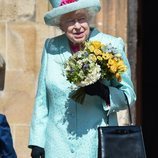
[0,0,129,157]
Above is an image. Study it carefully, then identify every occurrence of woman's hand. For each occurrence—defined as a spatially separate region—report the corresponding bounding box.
[31,146,45,158]
[85,81,110,105]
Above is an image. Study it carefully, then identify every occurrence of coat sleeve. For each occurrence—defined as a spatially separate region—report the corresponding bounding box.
[28,39,50,148]
[0,114,17,158]
[102,37,136,114]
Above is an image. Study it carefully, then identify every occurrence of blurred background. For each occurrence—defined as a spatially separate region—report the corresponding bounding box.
[0,0,157,157]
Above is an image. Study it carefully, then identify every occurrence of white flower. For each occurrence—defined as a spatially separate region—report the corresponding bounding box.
[77,64,101,87]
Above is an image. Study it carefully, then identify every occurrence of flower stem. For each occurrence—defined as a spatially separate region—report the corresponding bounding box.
[69,87,86,104]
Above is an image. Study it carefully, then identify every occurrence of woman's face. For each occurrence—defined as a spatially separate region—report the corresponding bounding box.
[60,9,90,44]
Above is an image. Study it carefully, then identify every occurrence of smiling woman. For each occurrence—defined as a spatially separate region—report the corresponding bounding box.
[28,0,136,158]
[60,9,90,44]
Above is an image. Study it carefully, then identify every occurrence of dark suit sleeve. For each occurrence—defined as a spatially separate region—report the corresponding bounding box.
[0,114,17,158]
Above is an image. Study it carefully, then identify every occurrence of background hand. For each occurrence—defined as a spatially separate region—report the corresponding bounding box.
[31,146,45,158]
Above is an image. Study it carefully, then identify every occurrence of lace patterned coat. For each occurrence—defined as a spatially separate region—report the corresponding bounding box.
[28,28,136,158]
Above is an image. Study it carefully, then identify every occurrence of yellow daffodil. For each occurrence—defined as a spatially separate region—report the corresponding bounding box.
[94,49,102,56]
[115,73,122,82]
[109,65,117,73]
[102,53,113,60]
[117,60,124,66]
[89,54,97,62]
[118,65,127,72]
[88,45,95,52]
[97,56,103,61]
[91,41,102,49]
[108,58,116,66]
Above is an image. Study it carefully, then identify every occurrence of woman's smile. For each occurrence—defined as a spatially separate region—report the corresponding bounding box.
[73,32,85,38]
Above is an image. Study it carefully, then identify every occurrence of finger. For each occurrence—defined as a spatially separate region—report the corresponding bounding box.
[41,154,45,158]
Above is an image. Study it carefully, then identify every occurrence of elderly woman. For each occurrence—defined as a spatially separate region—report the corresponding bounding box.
[28,0,136,158]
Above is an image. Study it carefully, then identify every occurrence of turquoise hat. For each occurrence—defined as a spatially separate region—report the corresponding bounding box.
[44,0,101,26]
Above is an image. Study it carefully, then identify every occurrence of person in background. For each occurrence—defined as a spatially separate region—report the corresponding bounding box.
[28,0,136,158]
[0,54,5,91]
[0,114,17,158]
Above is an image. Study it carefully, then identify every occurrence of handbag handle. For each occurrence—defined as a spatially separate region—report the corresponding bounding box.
[107,93,133,125]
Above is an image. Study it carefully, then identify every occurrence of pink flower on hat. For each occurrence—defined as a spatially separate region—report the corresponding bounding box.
[60,0,77,6]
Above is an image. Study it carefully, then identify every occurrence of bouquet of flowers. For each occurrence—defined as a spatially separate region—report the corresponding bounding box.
[64,40,127,104]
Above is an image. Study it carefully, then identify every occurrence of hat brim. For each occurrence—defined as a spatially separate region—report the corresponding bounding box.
[44,0,101,26]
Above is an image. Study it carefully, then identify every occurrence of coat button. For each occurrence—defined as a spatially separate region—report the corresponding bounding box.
[71,149,74,153]
[69,113,74,118]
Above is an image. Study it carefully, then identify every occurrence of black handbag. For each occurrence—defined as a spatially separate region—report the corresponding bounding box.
[98,94,147,158]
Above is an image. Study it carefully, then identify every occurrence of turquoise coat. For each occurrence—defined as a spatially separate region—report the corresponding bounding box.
[28,28,136,158]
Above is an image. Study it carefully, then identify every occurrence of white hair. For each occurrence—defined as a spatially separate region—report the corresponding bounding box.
[53,7,98,27]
